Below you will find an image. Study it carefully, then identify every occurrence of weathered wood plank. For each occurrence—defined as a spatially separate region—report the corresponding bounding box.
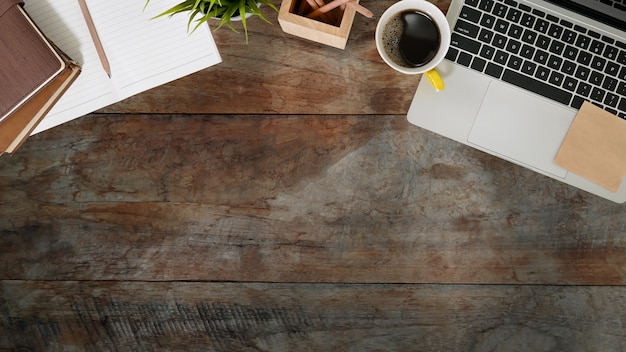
[2,281,626,351]
[4,0,625,349]
[99,0,451,115]
[2,114,624,284]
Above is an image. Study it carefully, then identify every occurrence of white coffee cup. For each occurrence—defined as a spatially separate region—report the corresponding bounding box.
[375,0,451,91]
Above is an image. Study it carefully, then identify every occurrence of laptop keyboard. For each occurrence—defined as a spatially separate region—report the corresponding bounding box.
[601,0,626,11]
[446,0,626,119]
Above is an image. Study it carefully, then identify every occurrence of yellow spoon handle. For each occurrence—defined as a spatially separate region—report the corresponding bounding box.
[424,68,445,92]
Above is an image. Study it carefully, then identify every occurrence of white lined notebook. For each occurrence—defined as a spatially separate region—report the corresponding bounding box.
[24,0,222,133]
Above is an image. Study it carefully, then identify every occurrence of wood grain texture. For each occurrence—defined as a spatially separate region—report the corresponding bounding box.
[98,0,448,115]
[2,281,626,351]
[1,114,624,284]
[2,0,626,349]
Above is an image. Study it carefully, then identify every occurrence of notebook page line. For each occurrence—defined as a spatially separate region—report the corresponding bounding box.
[85,0,219,93]
[24,0,116,127]
[22,0,220,134]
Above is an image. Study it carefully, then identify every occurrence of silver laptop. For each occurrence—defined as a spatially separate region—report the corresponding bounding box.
[408,0,626,203]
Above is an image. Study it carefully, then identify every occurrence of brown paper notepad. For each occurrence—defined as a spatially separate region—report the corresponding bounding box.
[0,0,80,154]
[555,102,626,192]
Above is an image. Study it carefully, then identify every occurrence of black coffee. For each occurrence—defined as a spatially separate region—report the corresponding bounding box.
[382,10,441,68]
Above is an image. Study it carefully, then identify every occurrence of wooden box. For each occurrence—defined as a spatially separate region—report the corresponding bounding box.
[278,0,359,49]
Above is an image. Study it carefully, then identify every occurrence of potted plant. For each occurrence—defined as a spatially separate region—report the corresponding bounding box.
[144,0,278,42]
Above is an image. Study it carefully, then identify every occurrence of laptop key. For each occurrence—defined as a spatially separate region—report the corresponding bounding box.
[520,44,535,59]
[507,55,523,70]
[492,33,507,48]
[590,40,605,55]
[562,60,576,75]
[563,45,578,60]
[520,13,535,27]
[478,28,495,43]
[494,50,509,64]
[618,50,626,65]
[589,71,604,86]
[506,8,522,22]
[591,56,607,71]
[492,3,508,17]
[479,0,494,12]
[571,96,586,109]
[455,19,480,38]
[446,47,459,61]
[506,39,522,54]
[548,23,563,38]
[549,40,565,54]
[451,33,481,54]
[605,61,620,76]
[481,14,496,28]
[603,45,618,60]
[535,66,550,80]
[605,92,620,108]
[494,19,509,34]
[459,6,481,23]
[575,35,591,49]
[502,69,572,105]
[563,77,577,91]
[534,49,549,64]
[603,76,618,91]
[547,55,563,69]
[480,45,496,59]
[521,60,537,75]
[549,71,565,86]
[620,66,626,80]
[577,82,592,97]
[472,57,487,71]
[521,29,538,44]
[617,81,626,95]
[536,35,551,49]
[562,29,577,44]
[534,18,549,33]
[532,8,545,17]
[485,62,504,78]
[576,51,592,65]
[457,51,473,66]
[588,30,601,39]
[591,87,606,102]
[508,24,523,38]
[575,66,590,80]
[619,97,626,114]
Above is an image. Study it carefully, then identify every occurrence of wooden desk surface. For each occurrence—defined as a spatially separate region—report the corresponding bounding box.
[2,1,626,350]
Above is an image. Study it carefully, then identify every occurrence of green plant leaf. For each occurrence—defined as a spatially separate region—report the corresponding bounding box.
[248,0,273,25]
[144,0,278,43]
[239,1,248,43]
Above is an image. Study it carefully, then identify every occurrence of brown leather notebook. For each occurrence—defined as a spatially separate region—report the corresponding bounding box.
[0,0,81,154]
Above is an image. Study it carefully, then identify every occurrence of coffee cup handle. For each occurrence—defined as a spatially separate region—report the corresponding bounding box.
[424,68,445,92]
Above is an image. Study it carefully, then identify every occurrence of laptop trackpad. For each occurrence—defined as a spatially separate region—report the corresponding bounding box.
[468,81,576,178]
